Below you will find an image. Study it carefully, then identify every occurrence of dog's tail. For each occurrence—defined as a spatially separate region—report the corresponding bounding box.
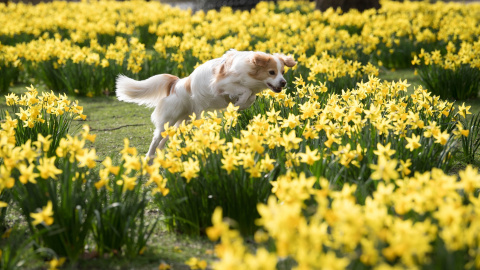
[116,74,179,108]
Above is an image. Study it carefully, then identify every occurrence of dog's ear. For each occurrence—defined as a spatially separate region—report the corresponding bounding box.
[277,54,297,67]
[251,53,270,67]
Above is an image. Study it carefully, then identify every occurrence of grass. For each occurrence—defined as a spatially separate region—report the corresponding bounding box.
[78,95,154,160]
[1,68,479,268]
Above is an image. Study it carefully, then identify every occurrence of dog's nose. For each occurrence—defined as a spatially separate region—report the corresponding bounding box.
[280,79,287,87]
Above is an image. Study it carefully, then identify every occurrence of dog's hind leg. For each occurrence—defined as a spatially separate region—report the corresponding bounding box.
[146,98,189,159]
[147,128,163,159]
[157,115,189,149]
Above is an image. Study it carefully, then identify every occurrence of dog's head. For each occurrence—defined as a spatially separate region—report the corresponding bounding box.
[249,52,297,93]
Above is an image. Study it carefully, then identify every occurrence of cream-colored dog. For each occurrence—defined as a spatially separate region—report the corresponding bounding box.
[116,49,296,158]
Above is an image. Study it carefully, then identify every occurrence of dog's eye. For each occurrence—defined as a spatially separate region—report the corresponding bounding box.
[269,70,276,75]
[282,70,285,75]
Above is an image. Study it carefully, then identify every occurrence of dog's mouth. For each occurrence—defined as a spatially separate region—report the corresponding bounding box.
[267,83,283,93]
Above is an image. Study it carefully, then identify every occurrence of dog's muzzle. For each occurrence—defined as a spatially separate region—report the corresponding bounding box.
[267,79,286,93]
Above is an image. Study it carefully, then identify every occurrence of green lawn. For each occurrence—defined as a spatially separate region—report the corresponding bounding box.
[79,95,153,160]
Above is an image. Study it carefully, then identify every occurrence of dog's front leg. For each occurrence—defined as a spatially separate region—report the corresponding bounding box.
[241,94,257,110]
[234,89,255,110]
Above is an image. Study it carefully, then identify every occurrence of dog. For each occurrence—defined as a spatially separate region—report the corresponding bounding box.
[116,49,296,158]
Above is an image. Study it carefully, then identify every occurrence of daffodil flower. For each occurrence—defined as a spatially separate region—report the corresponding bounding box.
[30,201,54,226]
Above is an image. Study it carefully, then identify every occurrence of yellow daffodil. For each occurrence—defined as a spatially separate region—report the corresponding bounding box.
[37,156,62,180]
[30,201,54,226]
[373,143,396,159]
[298,146,320,166]
[117,175,137,192]
[185,257,207,270]
[181,158,199,183]
[405,134,421,151]
[17,163,38,184]
[47,257,66,270]
[158,262,171,270]
[369,156,399,182]
[457,102,472,118]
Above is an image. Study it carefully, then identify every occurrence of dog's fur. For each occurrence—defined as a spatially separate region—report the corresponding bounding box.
[116,50,296,158]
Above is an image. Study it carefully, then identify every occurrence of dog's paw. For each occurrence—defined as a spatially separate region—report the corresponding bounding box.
[228,94,239,103]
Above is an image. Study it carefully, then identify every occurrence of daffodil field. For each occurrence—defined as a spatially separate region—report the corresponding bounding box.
[1,0,480,269]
